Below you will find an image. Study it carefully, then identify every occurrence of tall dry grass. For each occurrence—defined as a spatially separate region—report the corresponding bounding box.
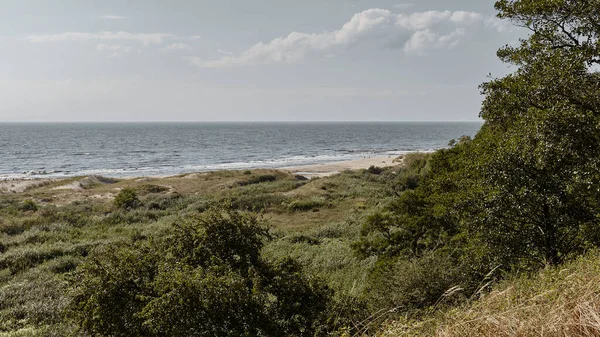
[379,251,600,337]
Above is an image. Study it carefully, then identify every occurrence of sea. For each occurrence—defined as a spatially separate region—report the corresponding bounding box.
[0,122,482,180]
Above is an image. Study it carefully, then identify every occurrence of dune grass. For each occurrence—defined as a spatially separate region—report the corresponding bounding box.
[0,167,396,334]
[379,251,600,337]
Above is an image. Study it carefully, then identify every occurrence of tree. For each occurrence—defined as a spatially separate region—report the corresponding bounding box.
[355,3,600,310]
[469,0,600,267]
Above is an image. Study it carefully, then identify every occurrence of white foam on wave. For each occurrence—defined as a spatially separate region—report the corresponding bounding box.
[0,149,433,180]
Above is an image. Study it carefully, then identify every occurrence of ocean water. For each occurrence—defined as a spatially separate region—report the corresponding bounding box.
[0,122,482,179]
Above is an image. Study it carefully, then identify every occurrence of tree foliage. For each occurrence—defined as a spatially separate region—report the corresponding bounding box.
[356,0,600,314]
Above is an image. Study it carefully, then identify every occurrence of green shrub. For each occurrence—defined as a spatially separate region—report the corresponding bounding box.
[363,250,475,318]
[69,208,335,337]
[19,200,38,212]
[113,188,140,209]
[238,174,277,186]
[136,184,169,195]
[287,199,327,212]
[43,255,81,274]
[289,234,321,245]
[143,194,183,211]
[0,220,29,236]
[367,166,384,175]
[0,270,70,332]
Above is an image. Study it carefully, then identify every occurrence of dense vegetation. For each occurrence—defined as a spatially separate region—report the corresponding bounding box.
[1,0,600,336]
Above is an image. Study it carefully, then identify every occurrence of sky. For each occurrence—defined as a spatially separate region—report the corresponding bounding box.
[0,0,524,122]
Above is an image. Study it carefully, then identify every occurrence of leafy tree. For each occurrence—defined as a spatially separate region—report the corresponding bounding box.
[69,208,334,337]
[356,1,600,315]
[470,0,600,266]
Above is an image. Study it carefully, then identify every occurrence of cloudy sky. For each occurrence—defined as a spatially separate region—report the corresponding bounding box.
[0,0,522,122]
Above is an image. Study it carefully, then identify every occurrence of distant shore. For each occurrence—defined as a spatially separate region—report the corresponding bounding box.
[282,155,403,178]
[0,155,405,193]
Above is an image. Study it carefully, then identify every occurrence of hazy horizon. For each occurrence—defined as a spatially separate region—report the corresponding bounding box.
[0,120,484,123]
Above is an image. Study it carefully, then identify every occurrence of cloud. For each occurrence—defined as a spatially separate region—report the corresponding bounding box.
[395,10,482,30]
[190,8,495,68]
[102,15,126,20]
[404,28,465,54]
[485,17,516,33]
[161,42,192,52]
[217,49,234,56]
[96,44,132,57]
[28,31,172,46]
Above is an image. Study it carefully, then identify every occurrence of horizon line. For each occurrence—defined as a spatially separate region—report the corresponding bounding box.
[0,120,484,123]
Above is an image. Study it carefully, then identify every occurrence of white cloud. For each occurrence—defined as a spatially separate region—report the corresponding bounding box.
[28,31,171,46]
[190,8,494,68]
[102,15,126,20]
[96,44,132,57]
[395,10,482,30]
[485,17,516,33]
[404,28,465,54]
[162,42,192,52]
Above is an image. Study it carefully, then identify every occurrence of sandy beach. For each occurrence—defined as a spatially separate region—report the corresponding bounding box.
[0,155,405,194]
[282,155,404,178]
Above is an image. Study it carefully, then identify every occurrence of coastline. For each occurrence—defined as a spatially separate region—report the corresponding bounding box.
[0,155,405,193]
[281,155,403,178]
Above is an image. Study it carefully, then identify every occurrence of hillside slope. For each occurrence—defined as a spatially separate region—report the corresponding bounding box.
[380,251,600,336]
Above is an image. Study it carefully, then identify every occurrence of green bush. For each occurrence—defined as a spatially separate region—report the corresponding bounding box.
[287,198,326,212]
[69,208,335,336]
[238,174,278,186]
[136,184,169,195]
[113,188,140,209]
[367,166,384,175]
[19,200,39,212]
[363,250,477,318]
[0,270,70,332]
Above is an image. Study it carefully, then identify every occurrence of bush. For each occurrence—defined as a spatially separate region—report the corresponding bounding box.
[113,188,140,209]
[363,250,476,318]
[238,174,278,186]
[19,200,39,212]
[367,166,384,175]
[289,235,321,245]
[0,270,70,332]
[287,199,327,212]
[136,184,169,195]
[69,208,336,337]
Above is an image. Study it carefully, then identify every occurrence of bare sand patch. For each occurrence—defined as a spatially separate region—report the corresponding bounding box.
[0,179,58,194]
[281,155,404,178]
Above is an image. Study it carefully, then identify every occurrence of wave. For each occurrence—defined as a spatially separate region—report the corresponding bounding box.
[0,149,436,180]
[0,149,434,180]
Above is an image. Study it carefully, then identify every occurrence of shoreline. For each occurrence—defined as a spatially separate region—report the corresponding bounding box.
[281,155,403,178]
[0,156,405,193]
